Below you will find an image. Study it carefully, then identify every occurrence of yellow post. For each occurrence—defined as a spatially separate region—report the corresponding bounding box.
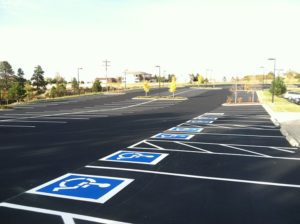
[143,81,150,96]
[169,76,177,97]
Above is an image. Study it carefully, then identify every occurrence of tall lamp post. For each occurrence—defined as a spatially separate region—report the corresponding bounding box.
[124,69,128,90]
[155,65,161,97]
[77,67,83,95]
[268,58,276,103]
[260,66,265,91]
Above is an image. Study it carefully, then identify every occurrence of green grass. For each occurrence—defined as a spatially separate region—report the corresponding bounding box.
[0,105,13,110]
[259,90,300,112]
[14,92,105,105]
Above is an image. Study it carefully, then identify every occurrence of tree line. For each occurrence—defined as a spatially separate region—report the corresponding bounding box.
[0,61,102,105]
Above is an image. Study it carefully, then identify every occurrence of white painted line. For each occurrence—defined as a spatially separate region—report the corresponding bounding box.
[0,203,131,224]
[0,99,157,122]
[220,144,271,157]
[0,124,35,128]
[86,165,300,189]
[195,132,285,138]
[269,147,296,153]
[27,173,134,204]
[143,141,166,150]
[4,120,67,124]
[174,141,212,153]
[130,144,300,161]
[181,124,279,131]
[128,140,146,149]
[42,117,89,120]
[147,139,297,149]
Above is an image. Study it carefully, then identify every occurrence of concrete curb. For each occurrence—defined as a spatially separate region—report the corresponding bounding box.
[280,128,300,147]
[256,91,299,147]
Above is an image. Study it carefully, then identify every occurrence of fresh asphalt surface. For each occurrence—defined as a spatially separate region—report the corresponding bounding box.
[1,87,300,224]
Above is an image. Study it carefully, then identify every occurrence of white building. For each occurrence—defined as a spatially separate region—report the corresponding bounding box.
[122,71,152,84]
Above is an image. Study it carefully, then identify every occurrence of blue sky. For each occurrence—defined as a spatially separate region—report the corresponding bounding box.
[1,0,300,81]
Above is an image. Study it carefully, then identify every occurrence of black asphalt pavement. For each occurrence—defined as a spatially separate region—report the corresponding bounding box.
[1,87,300,224]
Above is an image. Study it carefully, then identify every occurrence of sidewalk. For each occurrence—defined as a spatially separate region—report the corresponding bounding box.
[259,94,300,147]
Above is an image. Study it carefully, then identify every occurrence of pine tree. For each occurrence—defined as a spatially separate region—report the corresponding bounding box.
[16,68,26,88]
[31,65,47,93]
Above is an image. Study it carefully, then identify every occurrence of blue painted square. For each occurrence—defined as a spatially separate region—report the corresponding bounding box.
[101,151,168,165]
[152,133,194,140]
[27,174,133,203]
[187,120,213,124]
[169,127,203,132]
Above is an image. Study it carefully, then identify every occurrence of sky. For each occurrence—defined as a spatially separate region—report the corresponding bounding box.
[0,0,300,82]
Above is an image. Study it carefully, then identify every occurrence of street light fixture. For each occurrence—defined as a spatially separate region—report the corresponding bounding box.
[77,67,83,95]
[155,65,161,97]
[260,66,265,90]
[268,58,276,103]
[124,69,128,90]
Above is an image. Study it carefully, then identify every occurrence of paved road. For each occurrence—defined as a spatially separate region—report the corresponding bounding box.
[1,87,299,224]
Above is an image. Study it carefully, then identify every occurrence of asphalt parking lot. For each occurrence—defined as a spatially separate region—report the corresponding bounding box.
[1,87,299,224]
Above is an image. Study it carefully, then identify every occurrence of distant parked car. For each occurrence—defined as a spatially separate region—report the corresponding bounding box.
[284,91,300,104]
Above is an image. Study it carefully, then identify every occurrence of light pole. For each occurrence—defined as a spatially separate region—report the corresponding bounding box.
[260,66,265,90]
[103,59,110,92]
[124,69,128,90]
[77,67,83,95]
[156,65,161,97]
[268,58,276,103]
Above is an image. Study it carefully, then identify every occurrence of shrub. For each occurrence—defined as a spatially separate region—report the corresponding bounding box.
[269,77,287,96]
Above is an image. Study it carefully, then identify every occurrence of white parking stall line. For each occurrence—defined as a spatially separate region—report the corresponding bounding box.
[180,123,278,130]
[86,165,300,189]
[0,124,35,128]
[269,147,296,153]
[145,139,298,150]
[41,117,90,120]
[219,144,271,157]
[189,132,285,138]
[143,141,166,150]
[4,120,67,124]
[129,141,300,161]
[0,99,157,122]
[174,141,213,153]
[0,203,131,224]
[214,120,274,123]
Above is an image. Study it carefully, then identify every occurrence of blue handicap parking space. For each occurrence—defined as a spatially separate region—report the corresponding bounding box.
[194,116,218,120]
[168,127,203,132]
[101,150,168,165]
[27,173,134,203]
[152,133,194,140]
[187,120,213,124]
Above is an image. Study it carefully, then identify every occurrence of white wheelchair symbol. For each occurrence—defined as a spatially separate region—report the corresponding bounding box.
[53,178,111,192]
[117,152,154,160]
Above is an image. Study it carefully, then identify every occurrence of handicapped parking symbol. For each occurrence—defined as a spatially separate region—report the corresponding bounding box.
[117,152,154,160]
[53,177,111,192]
